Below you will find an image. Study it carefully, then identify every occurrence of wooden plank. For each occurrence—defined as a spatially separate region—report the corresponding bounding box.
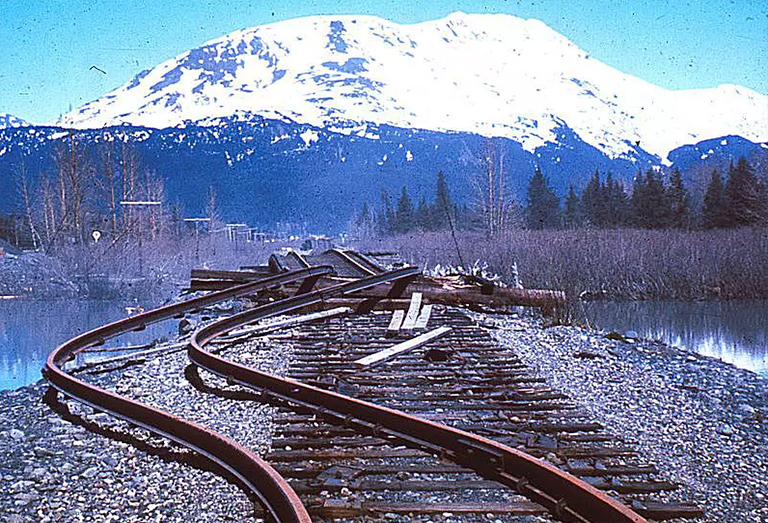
[413,303,433,329]
[353,326,452,368]
[319,500,546,518]
[400,292,422,330]
[267,447,428,461]
[190,268,269,281]
[387,310,405,331]
[634,501,704,519]
[213,307,352,342]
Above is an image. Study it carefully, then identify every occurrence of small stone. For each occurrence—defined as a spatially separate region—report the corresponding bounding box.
[737,404,756,416]
[9,428,24,440]
[716,423,734,436]
[81,467,99,478]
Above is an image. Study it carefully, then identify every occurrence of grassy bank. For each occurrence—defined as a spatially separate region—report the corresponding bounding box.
[354,228,768,300]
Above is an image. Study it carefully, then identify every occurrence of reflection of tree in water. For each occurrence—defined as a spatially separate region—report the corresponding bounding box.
[0,300,175,390]
[584,300,768,376]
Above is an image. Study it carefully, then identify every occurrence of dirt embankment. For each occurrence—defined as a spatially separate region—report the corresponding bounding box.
[0,251,79,298]
[0,250,183,300]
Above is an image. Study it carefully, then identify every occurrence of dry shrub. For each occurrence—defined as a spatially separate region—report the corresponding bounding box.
[354,228,768,300]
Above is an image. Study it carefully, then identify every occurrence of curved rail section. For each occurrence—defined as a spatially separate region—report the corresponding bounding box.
[327,248,378,276]
[190,271,648,523]
[43,267,335,523]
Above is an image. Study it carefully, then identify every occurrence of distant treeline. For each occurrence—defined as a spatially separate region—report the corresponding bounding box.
[351,156,768,237]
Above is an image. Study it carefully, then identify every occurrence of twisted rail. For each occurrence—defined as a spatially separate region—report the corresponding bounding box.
[190,270,648,523]
[43,267,334,523]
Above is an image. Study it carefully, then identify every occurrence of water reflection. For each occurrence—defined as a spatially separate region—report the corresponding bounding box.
[582,300,768,377]
[0,299,177,390]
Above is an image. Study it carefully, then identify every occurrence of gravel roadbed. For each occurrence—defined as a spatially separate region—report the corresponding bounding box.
[2,309,766,523]
[0,326,293,523]
[475,312,768,523]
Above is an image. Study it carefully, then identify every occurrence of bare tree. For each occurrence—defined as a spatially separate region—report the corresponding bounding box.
[95,138,120,235]
[53,133,93,244]
[471,139,515,235]
[120,140,141,234]
[16,161,41,250]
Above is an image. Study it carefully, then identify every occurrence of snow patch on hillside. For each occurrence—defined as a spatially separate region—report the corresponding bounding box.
[56,12,768,163]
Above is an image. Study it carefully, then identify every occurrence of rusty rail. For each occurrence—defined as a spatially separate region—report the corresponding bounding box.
[190,272,647,523]
[43,267,335,523]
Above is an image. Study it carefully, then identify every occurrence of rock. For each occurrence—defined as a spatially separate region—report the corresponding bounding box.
[716,423,734,436]
[574,351,602,359]
[178,318,197,335]
[624,330,639,339]
[81,467,99,479]
[9,429,24,440]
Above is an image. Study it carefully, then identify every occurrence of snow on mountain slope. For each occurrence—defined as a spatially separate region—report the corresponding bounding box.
[0,113,30,129]
[57,12,768,162]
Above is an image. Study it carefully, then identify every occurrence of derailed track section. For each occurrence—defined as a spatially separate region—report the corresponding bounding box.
[189,271,649,522]
[43,268,338,523]
[265,308,703,521]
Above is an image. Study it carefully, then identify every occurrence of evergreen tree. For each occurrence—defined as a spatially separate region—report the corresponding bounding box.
[415,196,430,231]
[355,201,372,227]
[564,185,584,228]
[376,189,395,235]
[667,168,690,228]
[725,157,767,226]
[608,176,631,227]
[526,168,560,229]
[630,172,648,227]
[632,169,669,228]
[352,201,375,238]
[602,173,629,227]
[582,170,604,227]
[701,169,727,228]
[394,186,415,233]
[430,171,454,231]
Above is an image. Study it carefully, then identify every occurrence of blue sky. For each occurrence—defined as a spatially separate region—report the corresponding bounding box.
[1,0,766,124]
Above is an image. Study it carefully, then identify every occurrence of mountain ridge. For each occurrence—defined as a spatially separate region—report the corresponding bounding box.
[0,113,30,129]
[56,12,768,163]
[2,115,765,233]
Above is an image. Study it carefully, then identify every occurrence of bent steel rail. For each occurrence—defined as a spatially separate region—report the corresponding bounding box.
[43,267,334,523]
[190,269,647,523]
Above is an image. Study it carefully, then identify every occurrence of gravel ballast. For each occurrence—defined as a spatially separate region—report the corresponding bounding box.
[2,308,767,522]
[476,311,768,523]
[0,324,295,523]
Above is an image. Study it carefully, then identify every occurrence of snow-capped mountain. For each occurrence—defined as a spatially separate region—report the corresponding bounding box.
[0,113,30,129]
[58,12,767,163]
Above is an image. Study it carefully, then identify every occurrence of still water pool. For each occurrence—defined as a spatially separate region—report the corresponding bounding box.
[0,299,177,390]
[3,298,766,390]
[582,300,768,378]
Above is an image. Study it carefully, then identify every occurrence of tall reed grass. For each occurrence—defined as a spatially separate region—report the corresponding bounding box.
[354,228,768,300]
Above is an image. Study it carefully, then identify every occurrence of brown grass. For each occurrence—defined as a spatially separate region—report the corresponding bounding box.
[354,228,768,300]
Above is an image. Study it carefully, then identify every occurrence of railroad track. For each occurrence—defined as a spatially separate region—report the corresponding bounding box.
[43,263,702,522]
